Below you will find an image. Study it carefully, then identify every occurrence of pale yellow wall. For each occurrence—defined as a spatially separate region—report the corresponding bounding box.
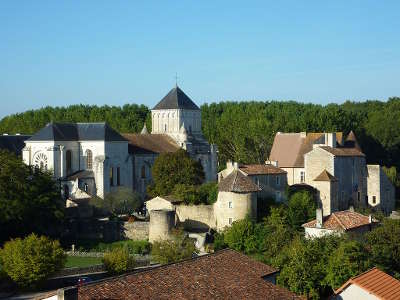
[213,191,257,231]
[175,204,216,229]
[305,147,334,186]
[282,167,305,185]
[311,181,335,216]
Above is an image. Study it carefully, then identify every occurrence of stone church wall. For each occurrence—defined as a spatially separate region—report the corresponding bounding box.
[123,221,149,241]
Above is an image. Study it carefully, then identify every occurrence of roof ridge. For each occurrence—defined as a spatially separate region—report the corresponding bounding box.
[331,212,348,230]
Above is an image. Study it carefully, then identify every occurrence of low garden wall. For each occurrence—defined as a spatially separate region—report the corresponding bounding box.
[123,221,149,240]
[175,204,216,230]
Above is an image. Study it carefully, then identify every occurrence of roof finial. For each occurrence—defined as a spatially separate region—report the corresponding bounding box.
[175,72,178,87]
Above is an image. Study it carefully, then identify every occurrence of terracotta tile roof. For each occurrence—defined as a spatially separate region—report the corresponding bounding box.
[269,132,343,168]
[122,133,180,154]
[335,267,400,300]
[302,210,377,231]
[78,249,302,300]
[218,169,261,193]
[313,169,337,182]
[239,164,287,175]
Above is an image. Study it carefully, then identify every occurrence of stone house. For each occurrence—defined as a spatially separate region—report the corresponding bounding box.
[302,208,378,239]
[333,267,400,300]
[270,131,395,215]
[218,161,287,202]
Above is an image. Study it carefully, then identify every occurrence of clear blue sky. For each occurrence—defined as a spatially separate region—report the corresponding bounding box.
[1,1,400,118]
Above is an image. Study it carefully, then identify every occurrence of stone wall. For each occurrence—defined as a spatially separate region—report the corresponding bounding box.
[123,221,149,241]
[175,204,215,230]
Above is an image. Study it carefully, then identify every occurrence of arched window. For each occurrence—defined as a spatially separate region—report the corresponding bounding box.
[66,150,72,174]
[141,165,146,179]
[86,149,93,170]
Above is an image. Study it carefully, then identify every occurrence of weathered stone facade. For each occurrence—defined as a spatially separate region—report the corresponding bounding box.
[367,165,395,214]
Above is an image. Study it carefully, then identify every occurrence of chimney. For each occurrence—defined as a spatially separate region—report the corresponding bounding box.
[316,208,323,228]
[325,133,337,148]
[233,162,239,170]
[349,205,354,212]
[369,215,373,224]
[15,133,20,136]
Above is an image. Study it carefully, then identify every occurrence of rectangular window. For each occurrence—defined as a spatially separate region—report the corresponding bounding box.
[300,171,305,183]
[373,196,376,204]
[365,195,368,203]
[228,201,233,208]
[276,176,280,186]
[357,191,361,202]
[110,167,114,186]
[228,218,233,225]
[117,167,121,186]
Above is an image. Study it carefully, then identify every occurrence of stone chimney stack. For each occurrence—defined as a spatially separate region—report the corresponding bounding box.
[233,162,239,170]
[349,205,354,212]
[325,133,337,148]
[369,214,373,223]
[316,208,323,229]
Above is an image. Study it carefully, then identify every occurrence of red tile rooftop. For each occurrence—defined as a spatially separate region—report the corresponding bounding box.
[78,249,303,300]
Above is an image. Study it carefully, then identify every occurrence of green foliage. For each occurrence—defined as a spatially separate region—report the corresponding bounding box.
[365,219,400,278]
[212,231,227,251]
[171,182,218,205]
[223,217,257,254]
[91,187,141,216]
[75,239,151,255]
[325,239,370,289]
[0,104,149,135]
[0,150,65,242]
[149,149,205,197]
[0,234,66,288]
[65,256,102,268]
[102,247,135,275]
[287,191,316,230]
[151,231,197,264]
[383,166,398,186]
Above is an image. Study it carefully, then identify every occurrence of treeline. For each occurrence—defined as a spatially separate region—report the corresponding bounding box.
[1,97,400,170]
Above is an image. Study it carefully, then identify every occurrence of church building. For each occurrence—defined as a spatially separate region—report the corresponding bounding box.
[21,86,218,201]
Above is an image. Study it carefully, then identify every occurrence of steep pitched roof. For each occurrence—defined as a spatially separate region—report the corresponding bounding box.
[335,267,400,300]
[302,210,377,231]
[345,130,362,151]
[269,132,343,168]
[219,169,261,193]
[122,133,180,154]
[78,249,302,300]
[313,169,338,182]
[0,135,31,155]
[319,146,365,157]
[239,164,287,175]
[153,86,200,110]
[27,123,126,142]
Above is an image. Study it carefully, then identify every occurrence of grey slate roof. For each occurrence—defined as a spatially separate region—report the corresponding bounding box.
[153,86,200,110]
[0,135,31,155]
[28,122,127,142]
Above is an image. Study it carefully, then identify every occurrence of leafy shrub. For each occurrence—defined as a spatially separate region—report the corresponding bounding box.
[151,231,197,264]
[0,234,66,288]
[75,239,151,255]
[172,182,218,205]
[102,248,135,275]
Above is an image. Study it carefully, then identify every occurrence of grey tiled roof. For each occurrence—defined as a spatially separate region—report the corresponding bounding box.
[218,169,261,193]
[153,86,200,110]
[27,122,127,142]
[0,135,31,155]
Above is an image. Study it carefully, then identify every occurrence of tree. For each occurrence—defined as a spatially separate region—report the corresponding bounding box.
[0,234,66,288]
[151,230,197,264]
[102,247,135,275]
[223,217,258,254]
[325,239,370,290]
[0,150,65,242]
[365,219,400,278]
[148,149,204,197]
[92,187,141,216]
[287,191,316,230]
